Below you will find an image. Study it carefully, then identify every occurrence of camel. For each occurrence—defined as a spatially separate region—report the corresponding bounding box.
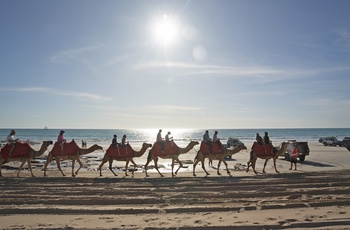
[43,143,103,177]
[246,141,289,174]
[0,141,53,177]
[144,140,199,177]
[97,142,152,177]
[193,144,247,177]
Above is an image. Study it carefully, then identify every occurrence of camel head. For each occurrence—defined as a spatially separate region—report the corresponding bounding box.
[237,143,247,150]
[91,144,103,151]
[43,140,54,148]
[190,141,199,147]
[273,142,289,155]
[142,143,152,148]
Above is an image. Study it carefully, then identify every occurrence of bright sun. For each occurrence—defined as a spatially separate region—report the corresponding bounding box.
[151,14,179,46]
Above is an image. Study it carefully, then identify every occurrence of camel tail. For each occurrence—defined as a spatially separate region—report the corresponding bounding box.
[147,150,152,161]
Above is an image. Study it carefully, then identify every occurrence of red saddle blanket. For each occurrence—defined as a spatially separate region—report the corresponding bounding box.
[106,144,134,158]
[151,141,179,157]
[51,140,79,156]
[251,142,273,156]
[1,142,32,159]
[200,141,225,155]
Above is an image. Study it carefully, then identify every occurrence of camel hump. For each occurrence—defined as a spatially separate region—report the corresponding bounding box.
[151,141,178,156]
[51,140,79,156]
[199,141,224,155]
[251,141,273,156]
[0,142,31,159]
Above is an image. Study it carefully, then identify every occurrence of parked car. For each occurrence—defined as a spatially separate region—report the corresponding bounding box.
[341,137,350,151]
[226,138,244,148]
[284,140,310,162]
[321,136,342,147]
[226,138,245,159]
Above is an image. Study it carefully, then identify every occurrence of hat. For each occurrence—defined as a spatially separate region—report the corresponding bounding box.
[214,131,218,134]
[114,134,117,137]
[60,130,65,133]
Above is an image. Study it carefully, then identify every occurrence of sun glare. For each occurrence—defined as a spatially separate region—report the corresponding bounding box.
[151,14,179,46]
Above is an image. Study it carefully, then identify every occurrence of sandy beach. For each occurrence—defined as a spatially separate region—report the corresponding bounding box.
[1,141,350,229]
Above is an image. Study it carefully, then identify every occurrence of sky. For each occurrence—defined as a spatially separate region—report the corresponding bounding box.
[1,0,350,129]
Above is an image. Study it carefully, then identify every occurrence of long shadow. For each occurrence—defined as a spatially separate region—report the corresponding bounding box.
[299,160,335,167]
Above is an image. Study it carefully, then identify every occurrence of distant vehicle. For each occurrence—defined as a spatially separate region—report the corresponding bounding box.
[321,136,342,147]
[284,140,310,162]
[341,137,350,151]
[226,138,245,159]
[226,138,244,148]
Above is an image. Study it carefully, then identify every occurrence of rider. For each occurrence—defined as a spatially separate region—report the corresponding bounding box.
[203,130,212,154]
[57,130,66,155]
[112,134,120,155]
[165,131,174,148]
[213,131,223,153]
[7,129,19,157]
[121,135,128,155]
[156,129,165,153]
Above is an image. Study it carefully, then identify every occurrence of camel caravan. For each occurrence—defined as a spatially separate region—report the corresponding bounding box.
[0,129,301,178]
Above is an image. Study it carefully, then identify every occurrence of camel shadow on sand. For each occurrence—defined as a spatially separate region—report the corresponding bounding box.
[299,160,335,168]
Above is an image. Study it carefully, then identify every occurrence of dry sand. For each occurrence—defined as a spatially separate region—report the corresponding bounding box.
[1,142,350,229]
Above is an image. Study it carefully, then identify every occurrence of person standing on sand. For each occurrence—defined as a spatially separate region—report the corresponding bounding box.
[57,130,66,154]
[290,143,298,170]
[156,129,165,153]
[203,130,212,154]
[7,129,19,157]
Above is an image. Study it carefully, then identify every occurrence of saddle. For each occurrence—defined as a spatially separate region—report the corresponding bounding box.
[200,141,225,155]
[251,141,274,156]
[106,144,134,158]
[0,142,32,159]
[51,140,79,156]
[151,141,179,157]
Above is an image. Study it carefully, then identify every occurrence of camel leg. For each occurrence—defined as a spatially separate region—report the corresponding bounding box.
[263,159,269,173]
[0,160,2,177]
[17,160,26,177]
[144,159,151,177]
[71,159,76,177]
[56,159,66,176]
[201,159,210,176]
[75,158,83,176]
[108,158,118,176]
[273,157,279,173]
[193,158,199,177]
[125,160,129,177]
[218,160,231,175]
[27,160,35,177]
[217,160,222,175]
[153,158,164,177]
[246,151,254,173]
[130,159,137,176]
[209,159,213,167]
[43,154,53,177]
[97,157,108,176]
[251,158,258,175]
[171,158,175,177]
[175,159,183,175]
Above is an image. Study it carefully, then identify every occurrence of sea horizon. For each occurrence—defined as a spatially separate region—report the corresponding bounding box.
[1,128,350,147]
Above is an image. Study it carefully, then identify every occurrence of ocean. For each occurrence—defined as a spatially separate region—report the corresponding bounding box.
[1,128,349,147]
